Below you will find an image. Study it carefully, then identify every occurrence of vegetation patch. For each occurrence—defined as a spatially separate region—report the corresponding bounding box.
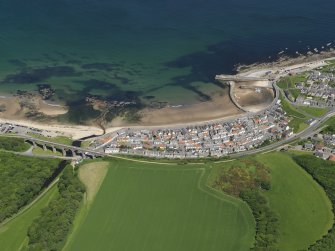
[78,162,109,204]
[209,152,333,251]
[27,165,85,251]
[0,136,30,152]
[0,186,59,251]
[277,74,308,89]
[293,155,335,251]
[32,147,63,156]
[209,159,278,250]
[27,133,73,145]
[65,159,255,251]
[258,152,333,251]
[298,106,329,117]
[0,152,62,223]
[280,95,309,132]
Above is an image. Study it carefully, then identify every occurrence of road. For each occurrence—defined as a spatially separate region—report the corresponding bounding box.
[7,108,333,161]
[229,110,335,158]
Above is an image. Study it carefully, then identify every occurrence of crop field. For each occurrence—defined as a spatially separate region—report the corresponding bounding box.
[65,159,255,251]
[256,152,333,251]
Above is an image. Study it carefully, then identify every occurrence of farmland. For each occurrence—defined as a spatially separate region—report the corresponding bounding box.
[65,159,255,251]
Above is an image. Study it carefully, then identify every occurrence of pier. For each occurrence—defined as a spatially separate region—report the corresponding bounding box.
[215,75,269,82]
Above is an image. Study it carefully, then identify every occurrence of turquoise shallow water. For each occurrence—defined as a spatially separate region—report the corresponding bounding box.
[0,0,334,122]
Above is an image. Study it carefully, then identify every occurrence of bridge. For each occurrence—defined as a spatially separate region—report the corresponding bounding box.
[22,136,105,159]
[215,75,269,82]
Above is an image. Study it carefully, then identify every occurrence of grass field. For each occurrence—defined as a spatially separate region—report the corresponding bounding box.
[280,95,309,132]
[65,159,255,251]
[0,185,59,251]
[298,106,329,117]
[27,133,73,145]
[277,75,307,89]
[32,147,63,156]
[256,152,333,251]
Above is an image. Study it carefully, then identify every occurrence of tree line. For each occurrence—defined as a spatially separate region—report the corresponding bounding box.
[293,155,335,251]
[0,152,62,223]
[27,165,85,251]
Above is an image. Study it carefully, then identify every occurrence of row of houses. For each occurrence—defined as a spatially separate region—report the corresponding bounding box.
[103,103,293,158]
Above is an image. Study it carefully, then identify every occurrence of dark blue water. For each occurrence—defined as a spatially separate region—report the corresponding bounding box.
[0,0,334,119]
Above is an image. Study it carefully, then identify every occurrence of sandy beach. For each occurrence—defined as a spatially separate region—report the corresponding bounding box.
[0,55,334,139]
[124,91,241,126]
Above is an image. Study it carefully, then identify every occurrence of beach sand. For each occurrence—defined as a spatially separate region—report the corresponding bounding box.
[233,81,274,112]
[0,56,334,139]
[125,92,242,126]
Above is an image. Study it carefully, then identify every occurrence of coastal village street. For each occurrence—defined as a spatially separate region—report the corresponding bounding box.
[2,58,335,160]
[102,103,292,158]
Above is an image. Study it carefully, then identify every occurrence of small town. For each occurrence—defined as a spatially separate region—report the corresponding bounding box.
[295,125,335,161]
[294,69,335,108]
[101,102,293,158]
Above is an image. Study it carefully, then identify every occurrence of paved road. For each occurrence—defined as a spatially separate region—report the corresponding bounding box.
[230,110,335,158]
[17,109,335,160]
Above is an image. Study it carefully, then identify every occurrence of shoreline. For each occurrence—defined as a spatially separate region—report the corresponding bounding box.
[0,54,334,139]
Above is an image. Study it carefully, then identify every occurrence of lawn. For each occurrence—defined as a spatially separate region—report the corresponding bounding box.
[32,146,63,156]
[277,75,307,89]
[27,133,73,145]
[256,152,333,251]
[0,185,59,251]
[65,159,255,251]
[280,95,309,132]
[298,106,329,117]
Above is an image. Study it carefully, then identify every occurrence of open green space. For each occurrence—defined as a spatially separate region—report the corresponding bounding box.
[65,159,255,251]
[280,95,309,132]
[0,136,30,152]
[26,165,85,251]
[293,155,335,250]
[320,115,335,129]
[32,147,63,156]
[27,133,73,145]
[298,106,329,117]
[277,74,307,89]
[256,152,333,251]
[0,185,59,251]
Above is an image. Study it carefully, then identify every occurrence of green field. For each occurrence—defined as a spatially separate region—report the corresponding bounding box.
[298,106,329,117]
[277,74,307,89]
[32,147,63,156]
[65,159,255,251]
[0,185,58,251]
[256,152,333,251]
[280,95,309,132]
[27,133,73,145]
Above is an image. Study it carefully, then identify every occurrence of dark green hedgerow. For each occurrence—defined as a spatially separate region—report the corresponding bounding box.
[293,155,335,251]
[27,165,85,251]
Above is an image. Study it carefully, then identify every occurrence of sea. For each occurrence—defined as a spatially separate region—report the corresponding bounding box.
[0,0,334,122]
